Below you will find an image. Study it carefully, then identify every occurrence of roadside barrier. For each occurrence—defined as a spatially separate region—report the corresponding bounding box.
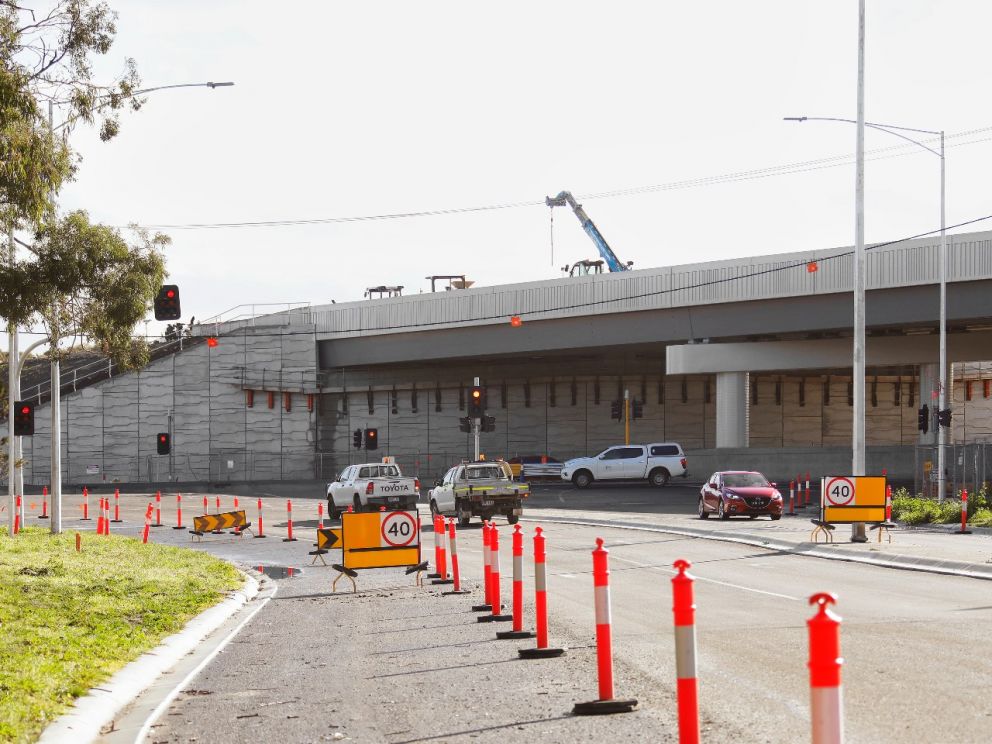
[81,486,91,521]
[520,526,565,659]
[497,524,533,639]
[808,592,844,744]
[958,488,972,535]
[672,559,699,743]
[255,498,267,538]
[283,500,298,542]
[789,481,796,515]
[152,491,162,527]
[38,486,49,519]
[172,493,185,530]
[442,518,471,596]
[473,522,494,612]
[572,538,636,715]
[479,523,512,622]
[141,503,154,544]
[318,502,324,530]
[14,494,21,534]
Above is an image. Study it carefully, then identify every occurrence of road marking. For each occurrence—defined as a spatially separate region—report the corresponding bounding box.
[611,555,801,601]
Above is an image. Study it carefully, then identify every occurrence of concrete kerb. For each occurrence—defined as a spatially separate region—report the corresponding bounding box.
[38,570,261,744]
[523,516,992,581]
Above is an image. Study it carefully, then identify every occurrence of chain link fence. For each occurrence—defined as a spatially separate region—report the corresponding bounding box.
[914,441,991,498]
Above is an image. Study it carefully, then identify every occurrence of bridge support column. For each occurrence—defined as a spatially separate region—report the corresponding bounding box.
[715,372,748,448]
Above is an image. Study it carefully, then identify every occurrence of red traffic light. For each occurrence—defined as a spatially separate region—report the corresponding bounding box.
[206,337,219,347]
[510,316,522,327]
[20,405,30,415]
[166,289,176,298]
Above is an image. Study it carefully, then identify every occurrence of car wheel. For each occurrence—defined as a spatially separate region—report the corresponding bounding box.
[573,471,593,489]
[457,501,471,527]
[430,499,440,517]
[353,495,362,514]
[649,468,670,488]
[328,500,339,520]
[697,498,709,519]
[748,514,758,520]
[718,500,729,520]
[770,514,782,521]
[507,515,519,525]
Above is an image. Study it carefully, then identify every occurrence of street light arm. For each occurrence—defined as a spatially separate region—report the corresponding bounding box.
[785,115,941,157]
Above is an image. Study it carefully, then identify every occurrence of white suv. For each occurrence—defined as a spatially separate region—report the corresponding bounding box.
[560,443,688,489]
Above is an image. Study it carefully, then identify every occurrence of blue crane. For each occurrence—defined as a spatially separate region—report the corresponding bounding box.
[545,190,632,273]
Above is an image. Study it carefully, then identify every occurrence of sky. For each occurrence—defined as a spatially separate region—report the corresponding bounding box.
[47,1,992,336]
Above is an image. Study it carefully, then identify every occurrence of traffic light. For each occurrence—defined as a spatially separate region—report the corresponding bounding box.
[365,427,378,450]
[610,400,621,420]
[632,399,644,419]
[154,284,181,321]
[482,415,496,433]
[156,432,170,455]
[938,408,952,428]
[353,429,363,449]
[458,417,471,433]
[13,401,34,436]
[468,385,485,418]
[918,405,929,433]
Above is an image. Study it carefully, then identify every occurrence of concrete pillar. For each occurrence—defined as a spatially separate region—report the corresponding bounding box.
[716,372,747,448]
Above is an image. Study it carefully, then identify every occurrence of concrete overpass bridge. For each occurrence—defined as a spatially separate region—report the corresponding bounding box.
[14,230,992,488]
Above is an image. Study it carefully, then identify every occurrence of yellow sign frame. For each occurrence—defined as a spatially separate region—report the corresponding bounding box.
[821,476,886,524]
[340,510,421,570]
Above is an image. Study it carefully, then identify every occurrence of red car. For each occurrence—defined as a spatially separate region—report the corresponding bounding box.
[699,471,783,520]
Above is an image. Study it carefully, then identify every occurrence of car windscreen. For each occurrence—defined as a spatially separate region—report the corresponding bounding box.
[723,473,770,488]
[465,465,504,480]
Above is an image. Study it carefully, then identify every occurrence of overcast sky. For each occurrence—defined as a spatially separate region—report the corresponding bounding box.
[53,1,992,334]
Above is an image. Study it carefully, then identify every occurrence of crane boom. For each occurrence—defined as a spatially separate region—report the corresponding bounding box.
[545,190,631,272]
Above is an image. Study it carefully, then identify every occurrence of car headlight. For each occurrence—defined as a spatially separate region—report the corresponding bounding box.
[725,492,741,500]
[771,491,782,500]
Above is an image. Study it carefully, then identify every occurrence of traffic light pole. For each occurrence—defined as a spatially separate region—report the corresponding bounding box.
[624,389,630,446]
[7,336,47,536]
[473,376,481,460]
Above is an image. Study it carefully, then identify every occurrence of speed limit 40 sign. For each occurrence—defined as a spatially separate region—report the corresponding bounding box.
[380,511,418,547]
[821,475,886,524]
[340,510,422,570]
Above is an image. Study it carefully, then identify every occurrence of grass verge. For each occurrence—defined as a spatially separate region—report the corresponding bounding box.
[0,527,242,743]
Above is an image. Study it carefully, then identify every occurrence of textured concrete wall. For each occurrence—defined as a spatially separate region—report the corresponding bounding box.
[19,326,317,486]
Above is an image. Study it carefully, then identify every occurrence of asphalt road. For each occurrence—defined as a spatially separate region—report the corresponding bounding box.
[88,483,992,743]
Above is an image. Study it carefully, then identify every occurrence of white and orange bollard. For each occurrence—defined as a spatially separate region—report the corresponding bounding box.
[788,480,796,516]
[672,559,699,743]
[497,524,534,639]
[38,485,49,520]
[520,526,565,659]
[441,518,471,596]
[112,488,123,523]
[428,514,443,578]
[479,523,511,622]
[172,493,184,530]
[805,472,812,509]
[317,502,324,530]
[96,497,104,535]
[958,488,972,535]
[283,500,297,542]
[432,514,453,585]
[211,494,225,534]
[255,498,267,538]
[13,494,21,534]
[573,538,637,715]
[104,497,113,535]
[81,486,91,521]
[231,496,242,535]
[141,503,154,544]
[472,521,494,612]
[152,490,162,527]
[808,592,844,744]
[202,494,208,516]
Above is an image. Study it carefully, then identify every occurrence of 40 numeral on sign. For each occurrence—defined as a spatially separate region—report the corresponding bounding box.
[380,511,418,547]
[824,477,855,507]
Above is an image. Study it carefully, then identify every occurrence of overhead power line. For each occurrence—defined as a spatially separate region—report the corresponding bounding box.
[129,126,992,231]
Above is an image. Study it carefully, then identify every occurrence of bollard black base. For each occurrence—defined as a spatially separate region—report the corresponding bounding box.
[426,572,441,579]
[477,613,513,623]
[37,515,49,519]
[957,528,973,535]
[253,534,268,538]
[431,578,454,585]
[111,519,124,524]
[519,646,566,659]
[471,603,492,612]
[572,698,638,715]
[172,525,185,530]
[441,588,471,596]
[282,537,298,542]
[496,629,534,640]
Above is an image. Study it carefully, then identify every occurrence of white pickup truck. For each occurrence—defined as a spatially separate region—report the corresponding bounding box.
[429,460,528,526]
[326,461,420,518]
[560,443,688,488]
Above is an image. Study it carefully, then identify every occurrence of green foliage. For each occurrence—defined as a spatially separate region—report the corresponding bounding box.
[0,527,242,742]
[6,211,170,369]
[970,508,992,528]
[891,488,987,526]
[0,1,141,229]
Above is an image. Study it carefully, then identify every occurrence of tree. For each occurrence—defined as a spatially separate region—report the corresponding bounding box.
[11,211,170,368]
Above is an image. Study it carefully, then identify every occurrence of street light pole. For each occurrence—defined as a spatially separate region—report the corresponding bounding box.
[938,131,947,503]
[853,0,867,542]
